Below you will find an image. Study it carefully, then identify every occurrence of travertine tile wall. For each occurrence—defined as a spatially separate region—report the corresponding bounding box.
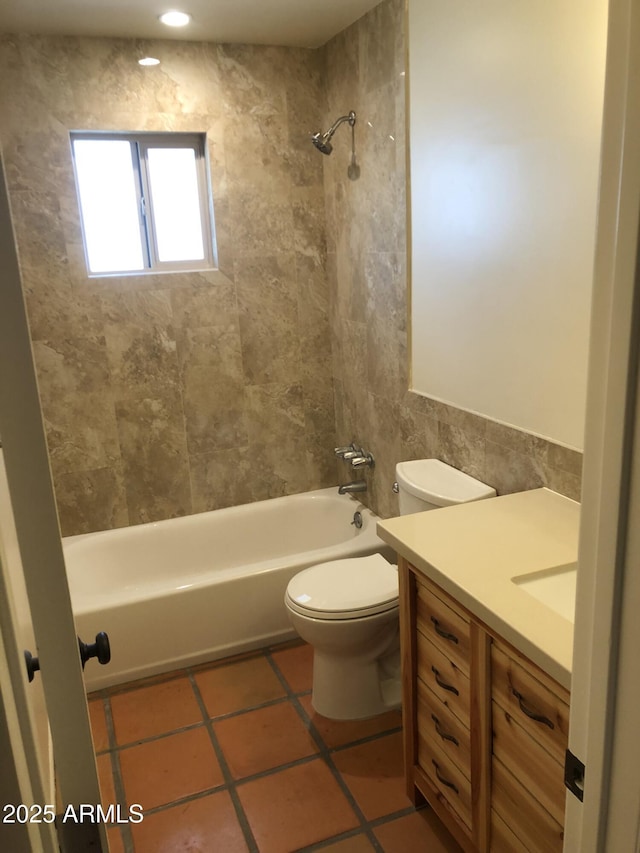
[0,2,583,536]
[322,0,583,519]
[0,35,336,534]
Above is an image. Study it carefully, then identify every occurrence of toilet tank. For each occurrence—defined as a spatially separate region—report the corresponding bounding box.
[395,459,496,515]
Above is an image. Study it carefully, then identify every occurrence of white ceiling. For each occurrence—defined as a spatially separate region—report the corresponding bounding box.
[0,0,382,48]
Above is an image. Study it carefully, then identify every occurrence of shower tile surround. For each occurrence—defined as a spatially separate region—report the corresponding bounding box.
[0,0,581,535]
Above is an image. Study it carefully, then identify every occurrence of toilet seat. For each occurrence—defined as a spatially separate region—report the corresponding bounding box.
[285,554,399,620]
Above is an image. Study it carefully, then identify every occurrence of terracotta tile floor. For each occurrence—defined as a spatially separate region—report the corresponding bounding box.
[89,641,463,853]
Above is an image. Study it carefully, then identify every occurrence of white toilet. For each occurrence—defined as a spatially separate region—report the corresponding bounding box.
[284,459,496,720]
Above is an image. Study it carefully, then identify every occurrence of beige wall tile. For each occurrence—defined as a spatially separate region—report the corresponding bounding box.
[115,393,192,524]
[55,467,129,536]
[0,35,335,533]
[324,0,582,517]
[0,3,583,536]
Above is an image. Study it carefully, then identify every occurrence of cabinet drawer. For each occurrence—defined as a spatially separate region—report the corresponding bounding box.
[492,701,566,826]
[492,756,564,852]
[418,678,471,779]
[490,809,528,853]
[417,632,470,727]
[419,730,473,831]
[492,642,569,761]
[416,579,471,676]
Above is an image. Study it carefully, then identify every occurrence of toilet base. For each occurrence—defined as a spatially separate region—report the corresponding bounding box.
[311,645,401,720]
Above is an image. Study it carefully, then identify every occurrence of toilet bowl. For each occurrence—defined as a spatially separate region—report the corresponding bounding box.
[285,553,400,719]
[284,459,496,720]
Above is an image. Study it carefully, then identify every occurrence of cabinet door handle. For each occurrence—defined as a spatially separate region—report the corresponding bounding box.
[431,713,459,746]
[431,666,459,695]
[430,616,459,644]
[511,687,555,729]
[432,760,459,794]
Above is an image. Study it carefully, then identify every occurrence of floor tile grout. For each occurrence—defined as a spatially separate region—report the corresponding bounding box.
[187,670,260,853]
[103,696,135,853]
[265,649,386,853]
[93,642,434,853]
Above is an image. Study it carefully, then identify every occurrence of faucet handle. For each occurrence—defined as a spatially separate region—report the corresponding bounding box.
[335,443,358,458]
[351,452,375,469]
[342,447,363,460]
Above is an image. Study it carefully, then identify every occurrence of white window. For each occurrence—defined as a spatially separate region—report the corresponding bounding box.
[70,132,215,276]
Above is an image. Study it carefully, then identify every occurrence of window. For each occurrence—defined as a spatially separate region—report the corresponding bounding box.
[70,132,215,276]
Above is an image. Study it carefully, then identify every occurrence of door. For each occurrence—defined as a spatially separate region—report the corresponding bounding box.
[564,0,640,849]
[0,447,59,853]
[0,154,106,851]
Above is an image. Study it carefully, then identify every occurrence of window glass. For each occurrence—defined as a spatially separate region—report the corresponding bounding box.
[146,146,205,263]
[72,139,145,274]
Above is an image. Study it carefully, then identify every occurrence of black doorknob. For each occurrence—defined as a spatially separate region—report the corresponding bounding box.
[24,649,40,683]
[78,632,111,669]
[23,631,111,683]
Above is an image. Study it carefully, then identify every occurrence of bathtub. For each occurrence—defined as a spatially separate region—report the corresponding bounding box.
[63,487,393,691]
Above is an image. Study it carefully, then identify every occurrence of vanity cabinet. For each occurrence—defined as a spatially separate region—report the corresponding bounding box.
[399,558,570,852]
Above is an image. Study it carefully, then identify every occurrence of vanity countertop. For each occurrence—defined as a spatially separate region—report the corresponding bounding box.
[377,487,580,689]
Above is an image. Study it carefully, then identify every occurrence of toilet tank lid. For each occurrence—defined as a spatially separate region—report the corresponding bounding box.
[395,459,496,506]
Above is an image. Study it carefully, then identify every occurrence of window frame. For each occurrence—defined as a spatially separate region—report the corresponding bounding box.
[70,131,216,277]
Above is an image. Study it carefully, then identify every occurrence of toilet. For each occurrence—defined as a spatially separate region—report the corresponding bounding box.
[284,459,496,720]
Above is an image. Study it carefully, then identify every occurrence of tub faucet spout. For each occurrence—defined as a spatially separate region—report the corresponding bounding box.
[338,480,367,494]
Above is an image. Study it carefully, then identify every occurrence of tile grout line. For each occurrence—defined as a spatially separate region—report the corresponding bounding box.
[97,719,206,754]
[295,805,422,853]
[97,691,309,757]
[264,650,386,853]
[187,669,260,853]
[92,643,413,853]
[103,695,135,853]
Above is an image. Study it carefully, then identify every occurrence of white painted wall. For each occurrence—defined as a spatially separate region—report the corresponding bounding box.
[408,0,607,449]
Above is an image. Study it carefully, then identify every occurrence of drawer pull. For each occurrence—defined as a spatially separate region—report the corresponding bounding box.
[432,759,459,794]
[511,687,555,729]
[431,666,459,695]
[431,713,459,746]
[430,616,459,644]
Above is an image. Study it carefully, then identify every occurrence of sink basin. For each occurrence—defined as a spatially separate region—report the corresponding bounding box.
[512,563,577,623]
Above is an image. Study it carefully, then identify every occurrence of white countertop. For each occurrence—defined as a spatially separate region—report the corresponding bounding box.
[377,488,580,689]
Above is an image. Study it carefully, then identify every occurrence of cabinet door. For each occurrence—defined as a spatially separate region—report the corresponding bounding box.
[492,701,566,824]
[492,643,570,758]
[490,639,569,852]
[491,756,564,852]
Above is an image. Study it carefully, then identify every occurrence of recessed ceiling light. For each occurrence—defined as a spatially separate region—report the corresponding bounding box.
[138,57,161,66]
[159,10,191,27]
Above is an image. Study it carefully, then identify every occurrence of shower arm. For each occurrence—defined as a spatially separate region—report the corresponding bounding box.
[323,111,356,141]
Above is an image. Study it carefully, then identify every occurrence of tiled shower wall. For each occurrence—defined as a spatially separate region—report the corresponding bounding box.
[323,0,583,518]
[0,36,336,535]
[0,0,582,536]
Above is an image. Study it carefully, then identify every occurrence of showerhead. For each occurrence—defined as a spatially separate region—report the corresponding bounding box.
[310,111,356,156]
[311,133,333,155]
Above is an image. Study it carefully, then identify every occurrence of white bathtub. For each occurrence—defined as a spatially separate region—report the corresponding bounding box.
[63,487,392,691]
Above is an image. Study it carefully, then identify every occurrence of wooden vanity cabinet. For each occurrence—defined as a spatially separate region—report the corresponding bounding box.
[399,558,491,851]
[399,558,570,852]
